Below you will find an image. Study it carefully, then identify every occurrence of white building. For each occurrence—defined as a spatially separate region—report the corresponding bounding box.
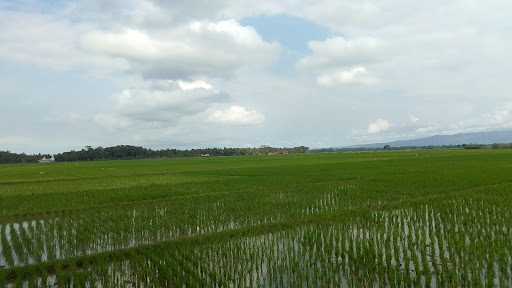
[39,156,55,163]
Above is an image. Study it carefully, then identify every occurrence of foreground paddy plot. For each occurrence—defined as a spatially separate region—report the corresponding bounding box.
[3,201,512,286]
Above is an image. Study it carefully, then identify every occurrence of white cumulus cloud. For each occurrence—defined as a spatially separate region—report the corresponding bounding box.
[298,36,382,87]
[317,66,378,86]
[409,114,420,123]
[177,80,213,91]
[81,20,280,79]
[299,37,383,69]
[208,106,265,126]
[94,79,226,130]
[368,118,391,134]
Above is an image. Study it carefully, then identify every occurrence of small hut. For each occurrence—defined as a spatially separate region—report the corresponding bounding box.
[38,156,55,163]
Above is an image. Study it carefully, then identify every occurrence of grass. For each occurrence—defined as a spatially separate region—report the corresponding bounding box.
[1,149,512,286]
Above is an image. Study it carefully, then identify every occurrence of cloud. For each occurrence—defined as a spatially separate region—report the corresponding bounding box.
[177,80,213,91]
[299,37,382,69]
[0,7,276,144]
[367,119,391,134]
[81,20,280,79]
[484,104,512,127]
[447,102,512,133]
[351,116,437,144]
[409,114,420,123]
[81,29,161,60]
[0,7,280,80]
[354,103,512,144]
[94,79,226,129]
[298,36,382,87]
[94,79,264,132]
[317,66,379,86]
[208,106,265,126]
[0,10,124,74]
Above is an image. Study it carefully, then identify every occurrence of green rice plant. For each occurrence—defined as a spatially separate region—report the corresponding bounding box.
[1,225,14,268]
[0,270,6,287]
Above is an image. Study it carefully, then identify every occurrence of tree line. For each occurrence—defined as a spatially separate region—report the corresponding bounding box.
[0,151,51,164]
[8,142,512,164]
[52,145,309,162]
[0,145,309,164]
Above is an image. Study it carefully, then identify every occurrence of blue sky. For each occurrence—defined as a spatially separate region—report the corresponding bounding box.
[242,15,331,54]
[242,15,331,75]
[2,0,512,153]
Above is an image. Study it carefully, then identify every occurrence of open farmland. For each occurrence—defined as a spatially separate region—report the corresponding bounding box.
[1,150,512,286]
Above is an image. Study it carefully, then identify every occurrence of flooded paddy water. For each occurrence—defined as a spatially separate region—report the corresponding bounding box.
[2,198,512,287]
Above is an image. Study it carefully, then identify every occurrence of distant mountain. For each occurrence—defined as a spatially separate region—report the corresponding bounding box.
[352,130,512,149]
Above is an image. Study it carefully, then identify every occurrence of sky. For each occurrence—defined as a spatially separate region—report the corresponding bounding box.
[2,0,512,153]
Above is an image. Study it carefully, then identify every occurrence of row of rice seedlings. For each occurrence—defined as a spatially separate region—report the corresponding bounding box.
[0,205,239,268]
[7,195,512,286]
[302,188,352,216]
[4,200,512,286]
[1,225,15,268]
[140,201,512,286]
[0,225,6,269]
[0,183,358,269]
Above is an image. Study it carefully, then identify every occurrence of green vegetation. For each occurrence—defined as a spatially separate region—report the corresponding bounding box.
[1,149,512,286]
[53,145,309,162]
[0,151,49,164]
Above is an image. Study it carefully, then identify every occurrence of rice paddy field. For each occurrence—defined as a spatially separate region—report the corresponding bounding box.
[1,149,512,287]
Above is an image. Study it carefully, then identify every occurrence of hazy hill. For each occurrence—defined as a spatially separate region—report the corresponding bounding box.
[352,130,512,149]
